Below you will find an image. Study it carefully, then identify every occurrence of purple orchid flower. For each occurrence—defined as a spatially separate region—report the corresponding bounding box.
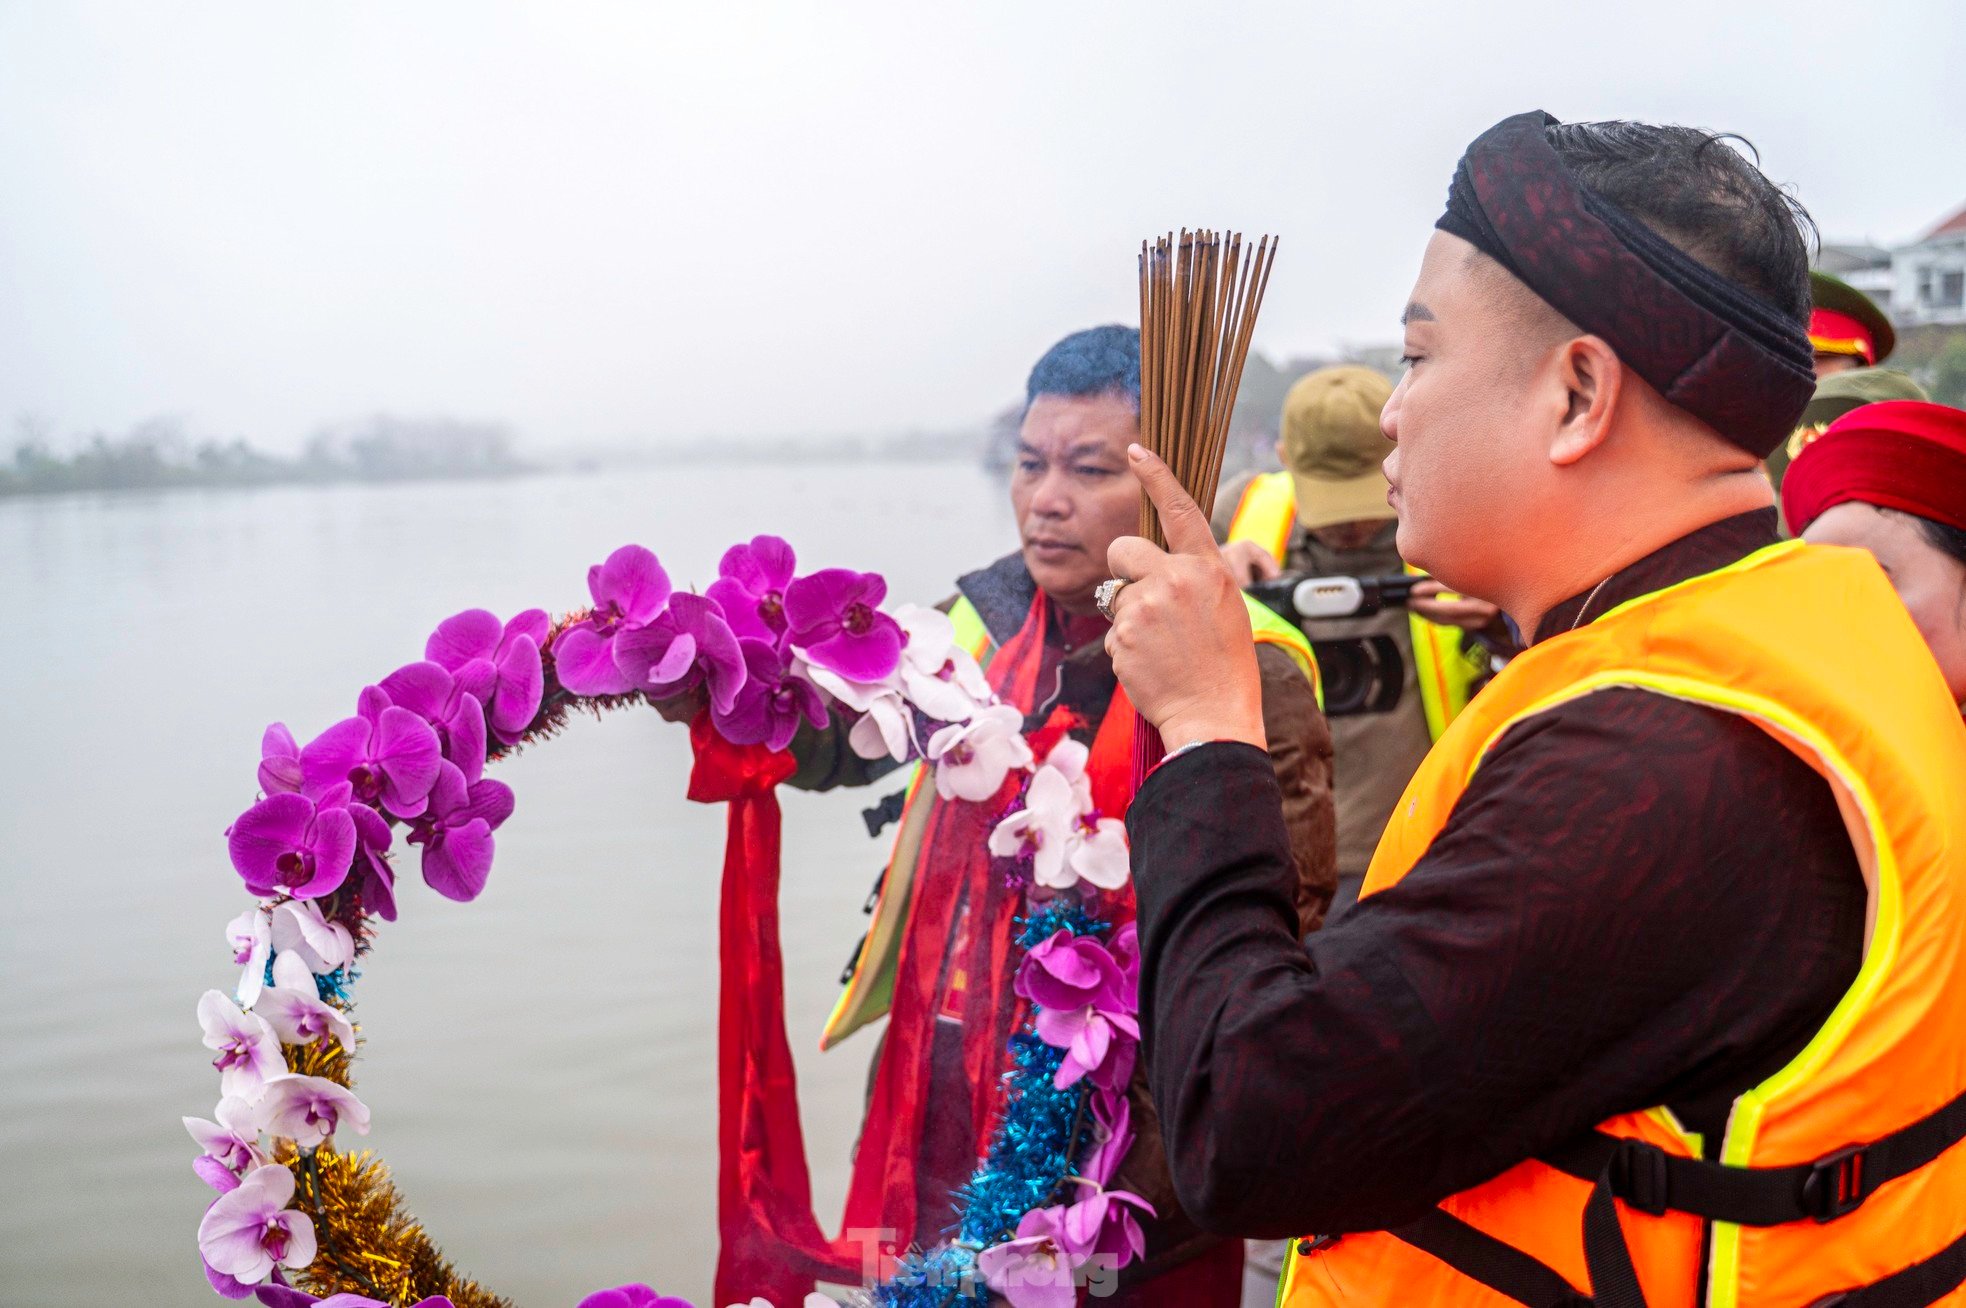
[425,608,548,744]
[1109,921,1139,987]
[710,638,828,751]
[335,798,397,920]
[258,724,303,795]
[198,990,287,1101]
[205,1252,258,1300]
[554,545,673,695]
[257,1073,370,1149]
[1060,1187,1154,1268]
[298,694,442,819]
[406,760,514,902]
[574,1287,694,1308]
[197,1164,317,1289]
[1081,1084,1132,1188]
[976,1204,1090,1308]
[1015,930,1127,1014]
[783,567,904,683]
[377,661,489,783]
[186,1096,268,1191]
[257,1287,457,1308]
[228,788,358,900]
[1017,931,1140,1091]
[706,535,798,646]
[611,591,748,714]
[197,1155,244,1194]
[1043,1001,1139,1093]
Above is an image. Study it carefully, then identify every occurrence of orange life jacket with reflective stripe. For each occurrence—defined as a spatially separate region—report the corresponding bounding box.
[1280,541,1966,1308]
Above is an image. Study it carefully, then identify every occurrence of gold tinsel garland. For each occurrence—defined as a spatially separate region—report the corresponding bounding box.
[215,661,661,1305]
[271,994,511,1306]
[250,678,641,1307]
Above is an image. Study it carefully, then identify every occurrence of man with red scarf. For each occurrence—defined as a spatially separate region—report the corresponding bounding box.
[790,324,1333,1301]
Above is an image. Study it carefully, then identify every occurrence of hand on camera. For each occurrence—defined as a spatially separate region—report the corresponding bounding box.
[1221,537,1284,586]
[1408,579,1501,632]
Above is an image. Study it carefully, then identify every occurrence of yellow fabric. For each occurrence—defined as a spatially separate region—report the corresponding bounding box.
[1229,471,1298,562]
[1227,472,1472,739]
[1281,542,1966,1307]
[1244,591,1322,709]
[819,597,993,1049]
[1403,563,1484,742]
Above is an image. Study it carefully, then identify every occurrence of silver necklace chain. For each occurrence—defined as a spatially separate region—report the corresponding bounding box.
[1568,575,1613,632]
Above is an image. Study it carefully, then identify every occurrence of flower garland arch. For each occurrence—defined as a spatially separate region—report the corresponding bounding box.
[190,537,1147,1308]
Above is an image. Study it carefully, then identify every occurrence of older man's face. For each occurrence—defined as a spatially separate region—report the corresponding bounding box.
[1011,391,1142,615]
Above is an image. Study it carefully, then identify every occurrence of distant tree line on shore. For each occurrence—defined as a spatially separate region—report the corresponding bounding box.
[1,414,531,497]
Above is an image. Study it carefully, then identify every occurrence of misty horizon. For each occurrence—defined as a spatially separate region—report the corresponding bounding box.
[4,2,1962,456]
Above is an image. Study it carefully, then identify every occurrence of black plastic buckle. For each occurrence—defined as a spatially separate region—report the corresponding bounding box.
[837,934,867,987]
[1295,1234,1339,1256]
[1610,1138,1671,1216]
[1802,1144,1871,1222]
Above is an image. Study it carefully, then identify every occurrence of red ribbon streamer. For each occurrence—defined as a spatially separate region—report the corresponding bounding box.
[690,713,867,1302]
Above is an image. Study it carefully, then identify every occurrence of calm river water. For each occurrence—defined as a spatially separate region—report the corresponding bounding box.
[0,460,1017,1307]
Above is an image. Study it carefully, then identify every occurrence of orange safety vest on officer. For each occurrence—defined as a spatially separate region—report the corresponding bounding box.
[1227,468,1484,739]
[1279,541,1966,1308]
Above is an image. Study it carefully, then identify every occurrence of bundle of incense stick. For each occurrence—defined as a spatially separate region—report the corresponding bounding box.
[1132,229,1279,780]
[1136,229,1278,547]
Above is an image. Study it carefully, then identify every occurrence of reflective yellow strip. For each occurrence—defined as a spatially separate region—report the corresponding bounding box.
[1244,591,1322,708]
[1590,542,1806,628]
[1410,613,1456,741]
[948,596,991,659]
[1643,1105,1704,1160]
[1227,471,1297,563]
[1466,668,1900,1308]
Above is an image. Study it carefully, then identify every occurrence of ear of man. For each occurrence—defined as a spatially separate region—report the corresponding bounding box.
[1549,335,1623,467]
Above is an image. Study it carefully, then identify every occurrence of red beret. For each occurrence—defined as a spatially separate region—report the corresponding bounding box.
[1782,401,1966,536]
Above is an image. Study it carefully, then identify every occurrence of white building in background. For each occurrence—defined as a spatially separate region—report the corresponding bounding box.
[1819,202,1966,328]
[1894,205,1966,326]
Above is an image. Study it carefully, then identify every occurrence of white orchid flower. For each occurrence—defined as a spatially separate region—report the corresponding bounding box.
[197,990,285,1102]
[269,899,354,975]
[928,704,1035,802]
[226,906,273,1008]
[988,765,1080,887]
[892,604,992,725]
[799,657,915,763]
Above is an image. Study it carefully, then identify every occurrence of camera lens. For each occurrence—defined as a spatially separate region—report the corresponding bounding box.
[1309,636,1405,717]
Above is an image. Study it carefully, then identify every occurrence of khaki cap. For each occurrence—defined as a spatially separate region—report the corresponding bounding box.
[1280,365,1397,530]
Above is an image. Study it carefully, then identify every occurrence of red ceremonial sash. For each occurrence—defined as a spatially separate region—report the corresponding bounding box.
[695,588,1138,1303]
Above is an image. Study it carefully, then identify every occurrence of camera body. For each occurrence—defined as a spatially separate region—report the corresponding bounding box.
[1247,573,1424,717]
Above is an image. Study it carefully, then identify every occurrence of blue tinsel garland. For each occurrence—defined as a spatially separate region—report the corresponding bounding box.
[870,899,1106,1306]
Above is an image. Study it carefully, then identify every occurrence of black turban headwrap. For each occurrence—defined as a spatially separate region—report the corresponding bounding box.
[1437,110,1815,458]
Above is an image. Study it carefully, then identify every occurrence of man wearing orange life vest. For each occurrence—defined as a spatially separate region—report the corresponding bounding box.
[1102,112,1966,1308]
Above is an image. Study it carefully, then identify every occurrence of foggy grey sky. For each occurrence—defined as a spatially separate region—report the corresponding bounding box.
[2,1,1962,453]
